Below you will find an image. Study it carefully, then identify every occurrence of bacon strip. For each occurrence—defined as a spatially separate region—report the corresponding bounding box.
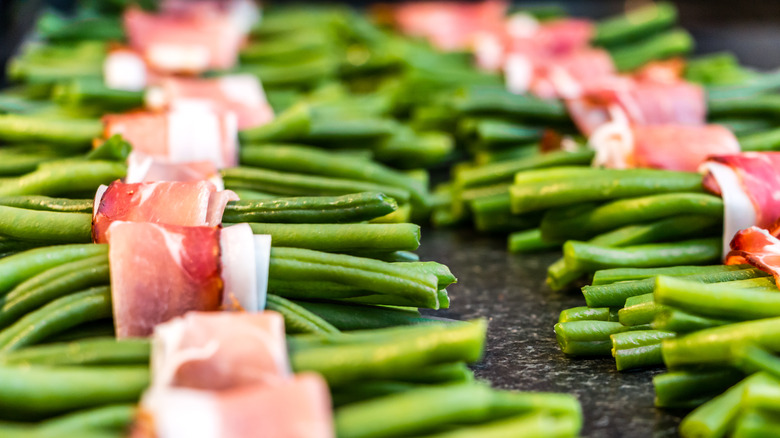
[107,222,223,338]
[92,180,237,243]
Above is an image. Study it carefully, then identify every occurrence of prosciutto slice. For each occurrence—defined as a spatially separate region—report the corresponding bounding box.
[150,311,290,391]
[103,48,148,92]
[125,152,225,189]
[146,75,274,130]
[726,226,780,288]
[107,222,223,338]
[123,7,244,74]
[92,180,237,243]
[102,103,238,169]
[590,124,740,172]
[701,152,780,256]
[134,374,334,438]
[567,77,706,136]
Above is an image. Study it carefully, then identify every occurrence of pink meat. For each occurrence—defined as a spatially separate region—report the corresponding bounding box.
[93,181,237,243]
[103,112,169,157]
[107,222,223,338]
[153,311,291,391]
[726,226,780,288]
[632,125,740,172]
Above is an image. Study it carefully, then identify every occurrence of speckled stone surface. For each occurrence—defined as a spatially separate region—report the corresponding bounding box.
[417,227,682,438]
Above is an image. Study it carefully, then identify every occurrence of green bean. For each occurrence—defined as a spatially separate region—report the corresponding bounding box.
[373,129,454,170]
[239,103,311,143]
[239,144,428,207]
[289,320,486,386]
[0,244,107,296]
[507,228,559,253]
[540,193,722,241]
[222,166,411,204]
[592,264,753,285]
[680,373,768,438]
[295,300,441,330]
[0,259,109,329]
[739,126,780,152]
[397,362,475,385]
[53,79,144,112]
[593,2,677,47]
[341,290,450,310]
[457,149,594,190]
[510,168,704,214]
[269,247,441,309]
[471,194,541,233]
[0,206,91,243]
[565,237,721,275]
[741,375,780,414]
[454,85,568,121]
[558,306,619,323]
[555,321,631,356]
[732,344,780,379]
[0,196,92,213]
[610,29,694,72]
[264,294,340,335]
[230,188,278,200]
[662,317,780,368]
[335,382,581,438]
[247,223,420,252]
[235,56,337,89]
[733,409,780,438]
[653,368,744,408]
[0,364,147,418]
[619,293,662,326]
[331,381,424,408]
[656,276,780,321]
[346,250,419,263]
[708,95,780,119]
[42,320,115,343]
[224,192,397,224]
[459,118,543,150]
[0,160,126,197]
[707,70,780,100]
[34,404,135,437]
[0,338,149,367]
[0,152,63,176]
[0,286,112,353]
[652,308,734,334]
[612,330,675,371]
[0,114,101,149]
[583,266,764,308]
[415,412,581,438]
[473,144,539,166]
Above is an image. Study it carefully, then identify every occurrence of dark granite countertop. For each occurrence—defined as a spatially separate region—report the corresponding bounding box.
[418,227,682,438]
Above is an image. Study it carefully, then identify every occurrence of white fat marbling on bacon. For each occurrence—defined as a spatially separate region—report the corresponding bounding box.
[141,388,220,438]
[589,109,634,169]
[220,224,259,311]
[93,185,108,220]
[504,53,534,95]
[548,67,582,99]
[167,101,226,167]
[227,0,261,34]
[473,32,505,72]
[126,152,225,189]
[147,44,211,74]
[206,189,238,226]
[701,161,758,258]
[217,74,267,108]
[506,12,539,38]
[104,51,147,91]
[254,234,272,311]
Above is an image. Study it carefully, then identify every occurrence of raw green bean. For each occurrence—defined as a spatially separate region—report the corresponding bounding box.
[732,344,780,379]
[655,276,780,321]
[35,404,135,437]
[222,166,411,204]
[558,306,619,323]
[708,95,780,119]
[507,228,559,253]
[0,259,109,329]
[610,29,694,72]
[0,205,91,243]
[510,168,704,214]
[741,375,780,413]
[733,409,780,438]
[295,300,441,330]
[459,118,543,150]
[717,118,775,137]
[52,78,144,112]
[335,382,581,438]
[239,103,310,143]
[739,126,780,152]
[619,294,663,326]
[455,149,594,189]
[0,160,126,197]
[0,114,102,149]
[652,308,734,334]
[555,321,630,356]
[0,364,147,418]
[247,223,420,252]
[680,373,768,438]
[340,290,450,310]
[653,369,744,408]
[264,294,339,335]
[223,192,397,223]
[612,329,676,349]
[593,2,677,47]
[540,193,722,241]
[662,317,780,368]
[0,338,149,367]
[0,196,92,213]
[345,250,419,263]
[614,344,664,371]
[454,86,568,121]
[592,264,753,285]
[0,244,107,296]
[43,320,114,343]
[289,320,486,386]
[707,70,780,100]
[473,144,539,165]
[565,237,721,273]
[415,412,581,438]
[0,286,112,353]
[583,266,764,307]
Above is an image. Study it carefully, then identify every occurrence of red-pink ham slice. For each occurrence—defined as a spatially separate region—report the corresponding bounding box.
[123,7,244,74]
[590,124,740,172]
[146,75,274,130]
[107,222,223,338]
[92,180,237,243]
[125,152,224,189]
[726,226,780,288]
[134,374,334,438]
[103,104,238,169]
[151,311,290,391]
